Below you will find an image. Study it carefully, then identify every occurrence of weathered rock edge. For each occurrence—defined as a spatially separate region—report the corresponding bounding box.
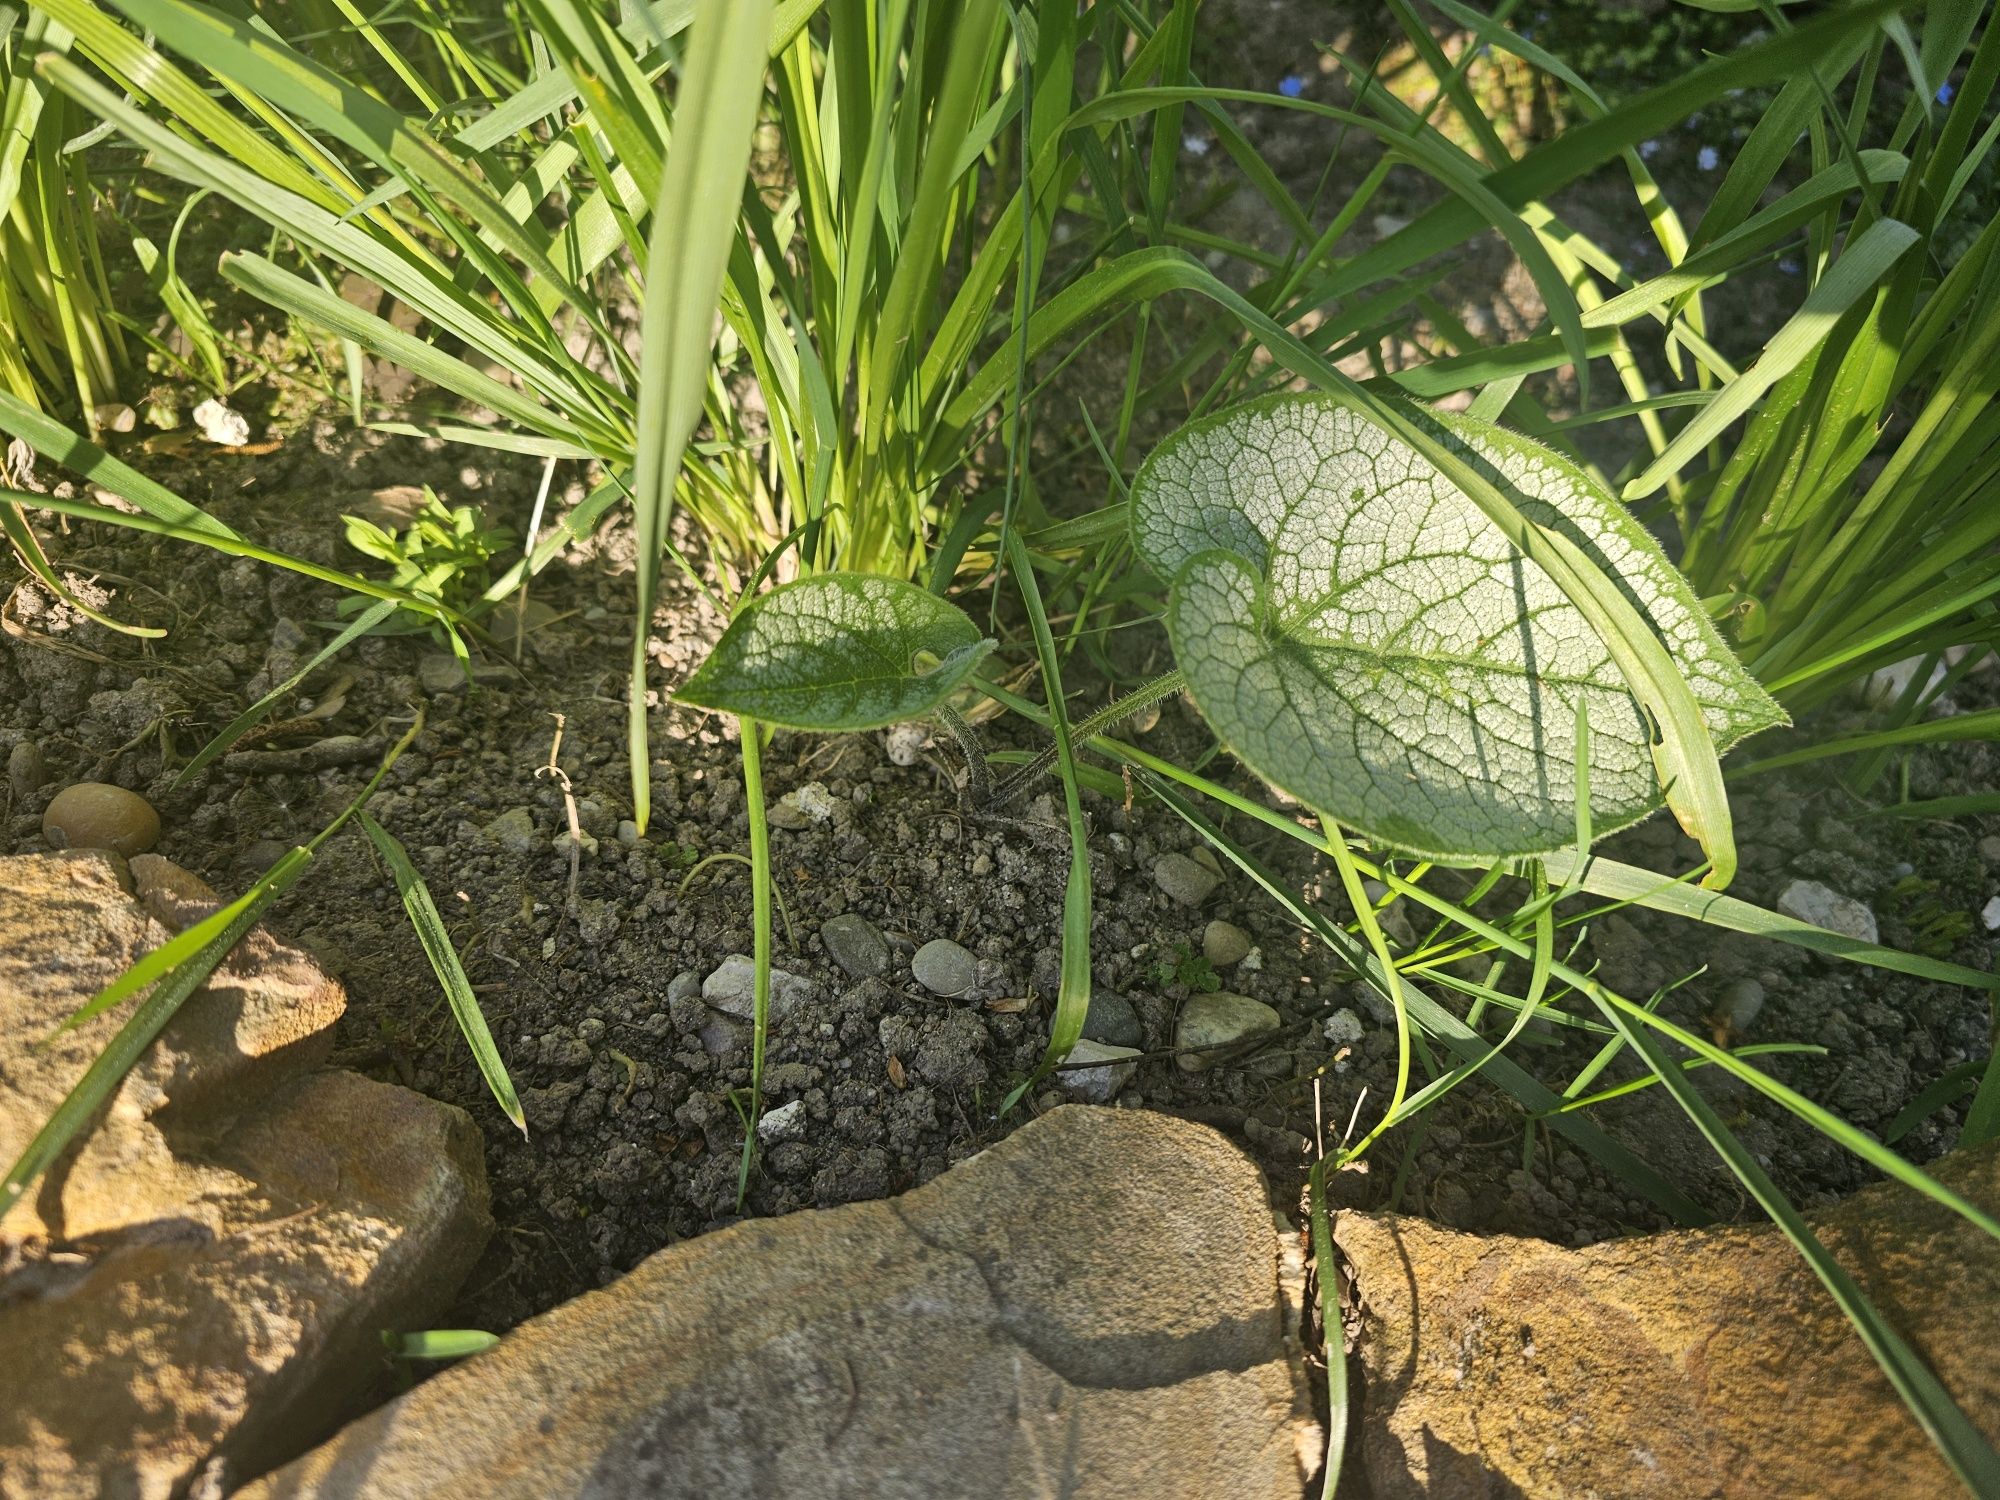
[1337,1139,2000,1499]
[0,850,493,1499]
[242,1104,1323,1499]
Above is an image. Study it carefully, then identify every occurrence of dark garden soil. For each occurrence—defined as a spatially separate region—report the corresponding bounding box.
[2,418,1995,1349]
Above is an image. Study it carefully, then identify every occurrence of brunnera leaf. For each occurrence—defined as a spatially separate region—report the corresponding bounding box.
[1130,392,1784,860]
[677,573,994,731]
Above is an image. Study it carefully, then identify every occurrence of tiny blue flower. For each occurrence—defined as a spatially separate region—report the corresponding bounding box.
[1937,81,1956,105]
[1278,75,1306,98]
[1697,145,1719,171]
[1640,138,1661,159]
[1778,257,1801,276]
[1183,132,1211,158]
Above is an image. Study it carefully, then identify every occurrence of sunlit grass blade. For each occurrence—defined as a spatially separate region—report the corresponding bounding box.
[1729,707,2000,779]
[1623,220,1921,500]
[627,0,774,833]
[1538,848,1999,991]
[0,389,237,537]
[1,501,163,637]
[2,490,465,625]
[358,812,523,1136]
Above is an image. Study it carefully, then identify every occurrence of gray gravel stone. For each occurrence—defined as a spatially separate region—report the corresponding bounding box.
[912,938,978,997]
[418,653,466,695]
[1776,879,1879,944]
[1081,989,1143,1049]
[1203,920,1253,969]
[702,954,819,1023]
[6,741,45,796]
[822,913,890,980]
[1055,1040,1140,1104]
[1176,992,1282,1073]
[756,1099,809,1143]
[484,807,538,856]
[1154,852,1221,906]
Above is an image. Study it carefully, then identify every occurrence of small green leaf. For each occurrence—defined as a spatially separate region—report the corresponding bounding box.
[1130,393,1782,860]
[677,573,994,732]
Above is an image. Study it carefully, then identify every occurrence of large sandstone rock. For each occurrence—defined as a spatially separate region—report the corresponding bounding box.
[1337,1141,2000,1499]
[243,1106,1322,1499]
[0,851,492,1499]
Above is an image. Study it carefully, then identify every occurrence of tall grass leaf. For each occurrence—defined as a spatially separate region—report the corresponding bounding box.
[98,0,592,318]
[1730,707,2000,778]
[358,813,524,1135]
[0,389,238,538]
[1,490,465,623]
[626,0,774,833]
[1302,2,1899,311]
[1539,849,1999,991]
[218,252,594,447]
[1624,220,1921,499]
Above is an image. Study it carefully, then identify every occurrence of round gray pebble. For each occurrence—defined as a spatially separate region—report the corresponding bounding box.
[822,913,890,980]
[912,938,978,997]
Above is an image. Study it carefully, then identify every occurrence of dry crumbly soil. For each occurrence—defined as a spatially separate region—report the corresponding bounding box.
[1,420,1995,1356]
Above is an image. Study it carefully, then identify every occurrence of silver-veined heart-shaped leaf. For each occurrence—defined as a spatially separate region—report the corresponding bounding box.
[677,573,994,731]
[1131,392,1784,860]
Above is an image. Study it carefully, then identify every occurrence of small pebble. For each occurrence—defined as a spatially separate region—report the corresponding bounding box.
[42,782,160,857]
[1203,919,1253,969]
[1080,989,1144,1049]
[1719,978,1766,1030]
[774,781,837,828]
[191,397,250,447]
[703,954,819,1023]
[1983,897,2000,934]
[1154,851,1221,906]
[821,913,890,980]
[912,938,978,998]
[617,820,641,846]
[8,741,47,795]
[484,807,539,856]
[884,723,929,767]
[1055,1040,1140,1104]
[1176,991,1282,1073]
[1979,836,2000,865]
[1322,1008,1365,1048]
[1776,879,1878,944]
[756,1099,809,1143]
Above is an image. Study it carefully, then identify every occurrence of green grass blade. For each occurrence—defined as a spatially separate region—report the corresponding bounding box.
[358,812,523,1135]
[218,251,594,446]
[0,390,237,538]
[1730,707,2000,779]
[1,490,463,625]
[626,0,773,834]
[1538,849,1997,991]
[1624,220,1921,500]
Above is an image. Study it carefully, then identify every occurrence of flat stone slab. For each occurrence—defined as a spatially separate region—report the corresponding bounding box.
[1336,1140,2000,1499]
[244,1105,1322,1499]
[0,851,492,1498]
